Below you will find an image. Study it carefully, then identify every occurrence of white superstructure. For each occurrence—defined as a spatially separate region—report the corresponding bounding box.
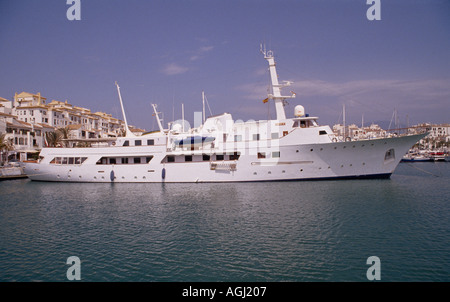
[22,48,426,183]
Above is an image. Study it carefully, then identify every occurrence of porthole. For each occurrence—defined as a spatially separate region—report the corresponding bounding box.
[300,169,303,172]
[253,172,257,175]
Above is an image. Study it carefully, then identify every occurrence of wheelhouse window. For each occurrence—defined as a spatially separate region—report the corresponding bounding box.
[147,139,154,146]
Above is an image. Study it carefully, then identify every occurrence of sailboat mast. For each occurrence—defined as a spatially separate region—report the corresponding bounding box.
[202,91,206,124]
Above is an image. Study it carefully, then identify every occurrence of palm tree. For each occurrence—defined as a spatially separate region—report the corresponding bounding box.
[0,133,14,164]
[45,131,63,147]
[57,127,70,147]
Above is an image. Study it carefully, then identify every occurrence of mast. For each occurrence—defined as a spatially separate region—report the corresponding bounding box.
[151,103,164,134]
[115,82,136,137]
[260,45,296,121]
[182,103,185,132]
[202,91,206,124]
[343,103,346,139]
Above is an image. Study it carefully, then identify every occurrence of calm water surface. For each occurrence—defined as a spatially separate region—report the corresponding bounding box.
[0,162,449,282]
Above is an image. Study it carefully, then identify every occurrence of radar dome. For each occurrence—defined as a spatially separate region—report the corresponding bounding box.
[294,105,305,117]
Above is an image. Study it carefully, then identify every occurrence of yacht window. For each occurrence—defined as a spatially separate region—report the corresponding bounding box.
[216,154,224,161]
[203,154,210,161]
[234,135,242,142]
[229,152,240,160]
[134,157,141,164]
[185,155,192,162]
[319,130,327,135]
[146,156,153,163]
[272,151,280,158]
[135,140,142,146]
[147,139,154,146]
[110,158,116,164]
[253,134,260,141]
[257,152,266,159]
[123,140,129,146]
[122,158,129,164]
[167,156,175,163]
[68,157,74,165]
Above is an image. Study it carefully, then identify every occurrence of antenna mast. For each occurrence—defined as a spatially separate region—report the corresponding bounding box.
[260,44,296,121]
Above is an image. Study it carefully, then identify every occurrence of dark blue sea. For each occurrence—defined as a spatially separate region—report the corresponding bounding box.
[1,162,449,283]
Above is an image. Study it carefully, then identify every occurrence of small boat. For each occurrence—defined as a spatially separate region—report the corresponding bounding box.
[401,153,431,162]
[0,163,27,180]
[429,151,446,162]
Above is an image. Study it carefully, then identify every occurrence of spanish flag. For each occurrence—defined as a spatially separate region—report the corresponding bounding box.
[262,98,269,103]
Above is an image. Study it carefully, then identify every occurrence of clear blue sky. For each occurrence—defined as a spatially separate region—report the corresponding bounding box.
[1,0,449,131]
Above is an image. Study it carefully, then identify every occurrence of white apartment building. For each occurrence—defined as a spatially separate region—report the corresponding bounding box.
[0,92,127,156]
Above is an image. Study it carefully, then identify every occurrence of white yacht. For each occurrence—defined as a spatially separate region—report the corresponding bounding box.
[22,48,426,183]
